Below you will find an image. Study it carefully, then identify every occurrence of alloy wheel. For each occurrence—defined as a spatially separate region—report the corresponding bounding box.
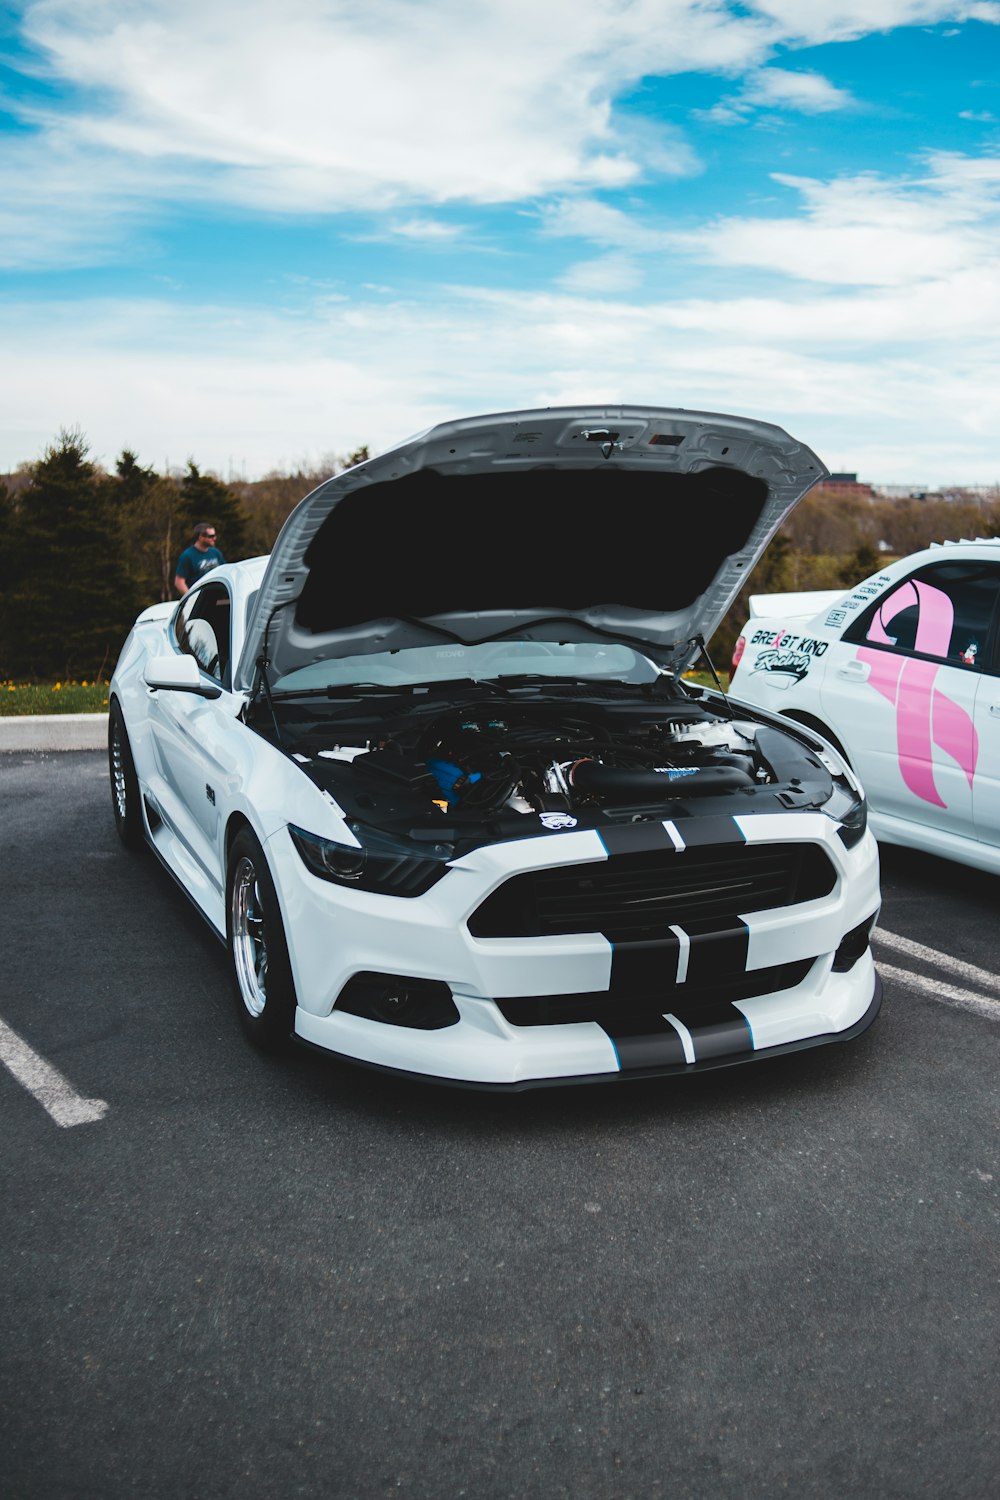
[231,856,268,1018]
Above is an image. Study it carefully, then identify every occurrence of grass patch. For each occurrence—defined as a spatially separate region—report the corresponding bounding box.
[0,680,111,716]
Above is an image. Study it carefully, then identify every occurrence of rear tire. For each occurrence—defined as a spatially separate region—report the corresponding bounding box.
[226,827,298,1053]
[108,700,145,851]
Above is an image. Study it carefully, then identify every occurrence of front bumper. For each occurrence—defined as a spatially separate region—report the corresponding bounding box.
[294,957,881,1088]
[268,810,882,1087]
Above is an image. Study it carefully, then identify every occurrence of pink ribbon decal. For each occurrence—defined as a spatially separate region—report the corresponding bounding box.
[858,578,978,806]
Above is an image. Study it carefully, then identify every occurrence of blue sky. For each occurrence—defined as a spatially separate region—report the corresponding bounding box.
[2,1,1000,484]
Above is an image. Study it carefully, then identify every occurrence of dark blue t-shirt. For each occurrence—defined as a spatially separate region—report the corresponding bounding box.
[175,544,225,587]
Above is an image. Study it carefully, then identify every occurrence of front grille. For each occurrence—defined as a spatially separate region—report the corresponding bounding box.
[495,958,816,1027]
[469,842,835,941]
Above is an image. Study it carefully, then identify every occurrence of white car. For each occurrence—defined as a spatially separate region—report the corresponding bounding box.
[730,537,1000,875]
[108,405,881,1088]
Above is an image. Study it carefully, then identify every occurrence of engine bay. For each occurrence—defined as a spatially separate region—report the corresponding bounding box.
[253,681,837,841]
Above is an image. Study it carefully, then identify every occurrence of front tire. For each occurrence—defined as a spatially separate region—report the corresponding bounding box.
[226,827,297,1052]
[108,700,145,851]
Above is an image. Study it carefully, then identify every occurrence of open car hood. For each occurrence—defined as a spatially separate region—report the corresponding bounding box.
[235,405,826,691]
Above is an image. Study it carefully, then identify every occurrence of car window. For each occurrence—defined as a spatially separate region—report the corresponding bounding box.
[844,562,1000,673]
[174,582,231,684]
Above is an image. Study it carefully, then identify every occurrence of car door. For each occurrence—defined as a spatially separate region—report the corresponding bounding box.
[969,622,1000,851]
[147,582,236,885]
[819,560,1000,846]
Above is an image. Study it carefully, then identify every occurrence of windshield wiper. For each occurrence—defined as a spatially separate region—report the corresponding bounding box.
[271,682,412,700]
[476,673,655,695]
[476,673,599,688]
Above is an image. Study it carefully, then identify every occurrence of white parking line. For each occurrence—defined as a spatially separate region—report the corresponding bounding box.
[876,963,1000,1024]
[876,928,1000,997]
[875,928,1000,1023]
[0,1017,109,1127]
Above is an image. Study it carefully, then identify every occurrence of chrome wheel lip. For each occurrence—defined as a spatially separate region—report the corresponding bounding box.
[231,855,268,1019]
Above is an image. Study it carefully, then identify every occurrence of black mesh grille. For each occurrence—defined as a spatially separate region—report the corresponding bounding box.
[494,957,815,1027]
[469,842,836,942]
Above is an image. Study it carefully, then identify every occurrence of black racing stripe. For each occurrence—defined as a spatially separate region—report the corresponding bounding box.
[683,918,750,983]
[609,937,683,994]
[669,815,745,849]
[667,1001,754,1060]
[601,1015,688,1071]
[608,920,750,996]
[597,822,681,857]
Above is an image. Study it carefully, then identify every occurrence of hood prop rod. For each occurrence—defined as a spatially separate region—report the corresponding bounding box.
[689,634,735,719]
[255,654,283,749]
[251,599,297,749]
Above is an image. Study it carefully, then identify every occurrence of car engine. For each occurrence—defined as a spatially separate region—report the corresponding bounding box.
[272,687,833,833]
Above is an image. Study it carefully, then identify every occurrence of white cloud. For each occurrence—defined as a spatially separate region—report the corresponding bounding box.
[743,66,855,112]
[1,0,995,267]
[668,156,1000,285]
[0,135,169,269]
[15,1,993,223]
[539,198,674,251]
[557,253,644,292]
[384,218,464,242]
[5,3,1000,486]
[747,2,1000,44]
[5,236,1000,486]
[18,0,749,219]
[700,66,855,124]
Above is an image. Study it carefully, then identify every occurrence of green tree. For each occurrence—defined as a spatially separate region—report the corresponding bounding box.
[112,450,184,602]
[178,462,249,563]
[0,479,13,600]
[785,489,878,555]
[754,530,795,594]
[0,430,139,679]
[838,542,881,588]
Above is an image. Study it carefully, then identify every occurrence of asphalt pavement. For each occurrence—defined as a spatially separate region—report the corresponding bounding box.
[2,749,999,1500]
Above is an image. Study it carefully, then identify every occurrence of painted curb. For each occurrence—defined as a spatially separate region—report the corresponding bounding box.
[0,713,109,752]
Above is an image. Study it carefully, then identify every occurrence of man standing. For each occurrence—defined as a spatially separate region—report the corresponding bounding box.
[174,523,225,595]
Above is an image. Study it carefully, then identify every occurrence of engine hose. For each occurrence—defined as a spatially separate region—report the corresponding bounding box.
[568,759,754,800]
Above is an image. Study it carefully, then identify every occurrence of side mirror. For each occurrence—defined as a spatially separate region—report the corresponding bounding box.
[143,654,222,699]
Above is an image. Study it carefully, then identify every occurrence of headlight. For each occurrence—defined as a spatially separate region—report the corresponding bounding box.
[289,822,455,897]
[802,743,868,849]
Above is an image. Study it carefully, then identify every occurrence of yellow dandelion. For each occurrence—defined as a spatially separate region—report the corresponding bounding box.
[54,682,61,691]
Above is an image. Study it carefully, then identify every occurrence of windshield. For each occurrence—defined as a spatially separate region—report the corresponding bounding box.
[271,638,662,694]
